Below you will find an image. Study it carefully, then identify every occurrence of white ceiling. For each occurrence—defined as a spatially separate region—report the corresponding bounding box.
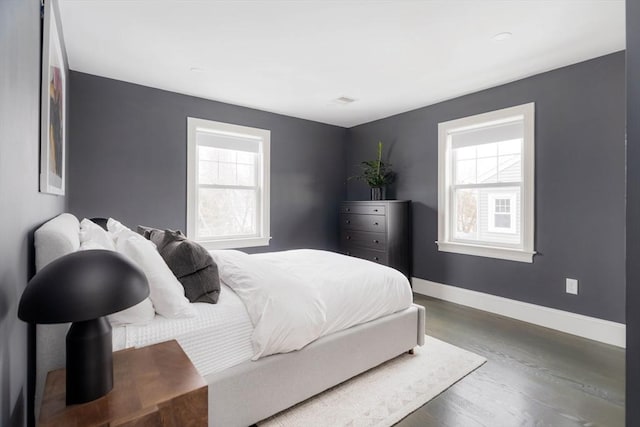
[58,0,625,128]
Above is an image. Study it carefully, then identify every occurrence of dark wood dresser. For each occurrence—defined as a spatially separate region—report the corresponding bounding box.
[339,200,411,278]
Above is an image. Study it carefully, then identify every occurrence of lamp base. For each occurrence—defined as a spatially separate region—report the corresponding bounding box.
[65,316,113,405]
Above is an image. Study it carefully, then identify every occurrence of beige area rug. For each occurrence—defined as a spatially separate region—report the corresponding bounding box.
[259,336,486,427]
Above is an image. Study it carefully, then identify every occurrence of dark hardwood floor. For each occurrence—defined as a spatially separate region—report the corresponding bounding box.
[397,294,625,427]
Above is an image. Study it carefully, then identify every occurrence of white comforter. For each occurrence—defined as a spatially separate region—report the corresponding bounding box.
[210,249,413,359]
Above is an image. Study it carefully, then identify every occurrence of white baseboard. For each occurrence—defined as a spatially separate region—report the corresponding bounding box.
[412,278,626,348]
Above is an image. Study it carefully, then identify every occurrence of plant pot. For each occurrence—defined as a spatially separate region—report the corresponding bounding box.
[370,187,385,201]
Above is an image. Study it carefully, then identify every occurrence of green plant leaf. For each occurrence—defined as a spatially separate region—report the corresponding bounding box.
[349,141,396,187]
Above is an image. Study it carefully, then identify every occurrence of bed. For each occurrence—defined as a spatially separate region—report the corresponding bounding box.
[33,213,425,427]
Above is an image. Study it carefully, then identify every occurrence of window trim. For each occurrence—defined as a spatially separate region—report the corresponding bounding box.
[436,103,536,263]
[187,117,271,250]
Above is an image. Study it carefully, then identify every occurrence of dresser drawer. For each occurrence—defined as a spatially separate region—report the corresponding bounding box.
[344,247,388,265]
[338,200,411,279]
[340,204,386,215]
[340,214,386,232]
[341,230,387,250]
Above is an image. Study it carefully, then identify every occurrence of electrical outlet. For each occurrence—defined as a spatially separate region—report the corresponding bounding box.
[566,278,578,295]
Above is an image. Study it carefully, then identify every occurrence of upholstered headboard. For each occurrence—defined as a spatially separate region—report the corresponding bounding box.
[33,213,80,416]
[35,213,80,270]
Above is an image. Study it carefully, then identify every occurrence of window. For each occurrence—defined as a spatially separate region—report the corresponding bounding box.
[488,193,516,234]
[187,117,270,249]
[437,103,535,262]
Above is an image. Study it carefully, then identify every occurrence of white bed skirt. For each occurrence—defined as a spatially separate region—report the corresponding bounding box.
[206,304,425,427]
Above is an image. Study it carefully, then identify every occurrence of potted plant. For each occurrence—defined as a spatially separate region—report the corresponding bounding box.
[350,141,395,200]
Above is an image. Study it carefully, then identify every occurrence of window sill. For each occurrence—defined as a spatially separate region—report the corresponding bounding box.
[196,236,271,250]
[436,241,535,263]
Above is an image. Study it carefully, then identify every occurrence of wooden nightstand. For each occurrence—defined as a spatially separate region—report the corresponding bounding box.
[39,340,207,427]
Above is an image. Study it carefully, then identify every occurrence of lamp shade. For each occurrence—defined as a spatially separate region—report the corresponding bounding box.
[18,250,149,324]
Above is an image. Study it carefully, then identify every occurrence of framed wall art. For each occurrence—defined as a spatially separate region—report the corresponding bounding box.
[40,0,68,196]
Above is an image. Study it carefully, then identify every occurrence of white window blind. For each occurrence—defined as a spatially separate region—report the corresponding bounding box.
[187,118,271,249]
[437,103,535,263]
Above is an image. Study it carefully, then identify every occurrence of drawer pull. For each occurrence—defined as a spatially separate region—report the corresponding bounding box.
[373,256,379,261]
[373,209,378,212]
[374,222,379,226]
[373,240,379,244]
[346,208,351,212]
[346,251,351,256]
[346,220,351,224]
[346,236,352,240]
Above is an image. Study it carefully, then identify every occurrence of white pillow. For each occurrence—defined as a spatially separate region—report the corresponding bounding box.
[108,218,196,319]
[78,219,156,325]
[108,298,156,326]
[79,218,116,250]
[106,218,130,237]
[79,240,109,251]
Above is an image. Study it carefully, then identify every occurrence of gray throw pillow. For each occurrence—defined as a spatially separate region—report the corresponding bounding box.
[137,224,159,240]
[137,226,220,304]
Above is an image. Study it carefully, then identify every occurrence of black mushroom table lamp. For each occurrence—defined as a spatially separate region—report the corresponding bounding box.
[18,250,149,405]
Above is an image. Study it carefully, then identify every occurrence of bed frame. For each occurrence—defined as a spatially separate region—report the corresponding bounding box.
[33,213,425,427]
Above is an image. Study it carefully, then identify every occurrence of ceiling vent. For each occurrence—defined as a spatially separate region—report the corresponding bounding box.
[492,32,513,41]
[333,96,356,105]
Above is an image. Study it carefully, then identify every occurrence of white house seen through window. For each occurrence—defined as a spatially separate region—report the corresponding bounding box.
[488,193,516,234]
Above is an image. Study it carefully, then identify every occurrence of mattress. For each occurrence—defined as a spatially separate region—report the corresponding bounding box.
[112,284,254,376]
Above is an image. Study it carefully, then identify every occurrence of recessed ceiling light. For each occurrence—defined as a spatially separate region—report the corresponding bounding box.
[492,32,512,42]
[333,96,356,105]
[190,67,205,73]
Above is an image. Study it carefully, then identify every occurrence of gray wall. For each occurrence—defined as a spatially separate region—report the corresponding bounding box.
[68,72,347,252]
[627,0,640,422]
[0,1,67,426]
[70,53,626,323]
[346,52,626,323]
